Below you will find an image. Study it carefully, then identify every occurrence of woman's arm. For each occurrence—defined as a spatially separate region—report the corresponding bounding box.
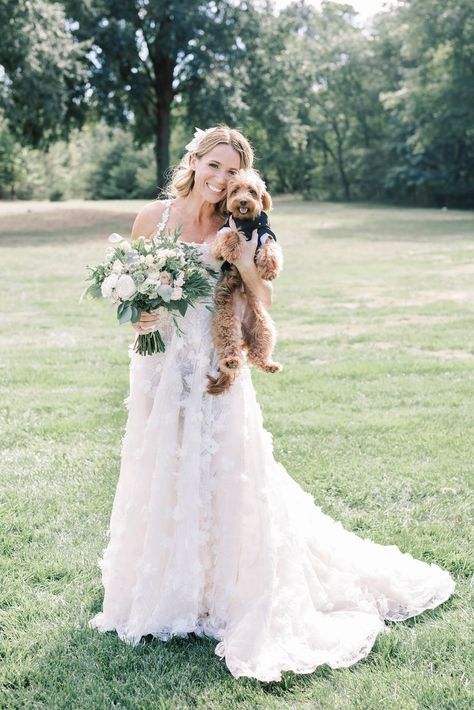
[130,202,167,333]
[234,253,273,309]
[131,201,166,241]
[225,218,273,309]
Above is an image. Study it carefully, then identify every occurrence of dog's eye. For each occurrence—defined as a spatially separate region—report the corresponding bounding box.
[250,190,257,196]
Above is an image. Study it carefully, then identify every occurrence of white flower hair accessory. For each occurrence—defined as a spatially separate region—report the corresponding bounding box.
[185,126,217,153]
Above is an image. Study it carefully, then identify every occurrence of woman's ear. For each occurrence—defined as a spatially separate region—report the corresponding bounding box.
[262,190,272,212]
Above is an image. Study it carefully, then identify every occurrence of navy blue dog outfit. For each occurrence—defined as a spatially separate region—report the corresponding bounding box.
[220,211,277,272]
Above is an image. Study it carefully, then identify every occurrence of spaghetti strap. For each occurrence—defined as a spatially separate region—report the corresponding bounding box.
[155,198,173,236]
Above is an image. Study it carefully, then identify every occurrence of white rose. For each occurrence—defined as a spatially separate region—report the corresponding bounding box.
[145,254,154,265]
[112,259,123,274]
[108,232,123,243]
[157,284,173,302]
[170,286,183,300]
[101,273,119,298]
[146,272,160,283]
[141,277,158,295]
[115,274,137,300]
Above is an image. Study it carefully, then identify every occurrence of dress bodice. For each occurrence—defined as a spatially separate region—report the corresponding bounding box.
[154,198,222,270]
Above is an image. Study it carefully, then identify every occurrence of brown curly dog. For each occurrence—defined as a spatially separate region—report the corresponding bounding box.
[207,168,283,395]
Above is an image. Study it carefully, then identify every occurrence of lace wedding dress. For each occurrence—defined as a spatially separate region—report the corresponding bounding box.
[89,200,455,682]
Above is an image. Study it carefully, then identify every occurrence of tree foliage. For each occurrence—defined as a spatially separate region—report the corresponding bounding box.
[379,0,474,204]
[0,0,89,148]
[0,0,473,205]
[63,0,267,186]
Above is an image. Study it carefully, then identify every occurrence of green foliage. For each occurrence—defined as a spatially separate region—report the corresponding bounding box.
[379,0,474,205]
[0,0,473,205]
[63,0,259,185]
[0,0,89,148]
[83,125,156,200]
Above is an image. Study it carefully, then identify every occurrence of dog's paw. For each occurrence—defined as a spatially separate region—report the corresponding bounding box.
[263,362,282,373]
[221,230,244,262]
[221,355,242,372]
[255,243,283,280]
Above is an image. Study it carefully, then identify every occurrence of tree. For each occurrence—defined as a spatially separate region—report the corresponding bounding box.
[270,1,385,200]
[0,0,89,148]
[64,0,268,190]
[378,0,474,205]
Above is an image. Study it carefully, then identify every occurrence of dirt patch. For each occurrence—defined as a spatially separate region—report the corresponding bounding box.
[404,347,474,361]
[348,288,474,308]
[351,341,473,362]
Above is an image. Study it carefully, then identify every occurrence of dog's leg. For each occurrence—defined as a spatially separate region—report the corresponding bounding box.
[255,240,283,281]
[206,371,235,395]
[211,228,231,262]
[207,267,244,395]
[216,285,244,373]
[220,228,245,263]
[242,293,282,373]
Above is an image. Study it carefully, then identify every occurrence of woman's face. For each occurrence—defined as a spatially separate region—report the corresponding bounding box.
[190,143,241,203]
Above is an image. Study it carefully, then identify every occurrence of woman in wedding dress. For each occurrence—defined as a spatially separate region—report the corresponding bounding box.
[89,125,455,682]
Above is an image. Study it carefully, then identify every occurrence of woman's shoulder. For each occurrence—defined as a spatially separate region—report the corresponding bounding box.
[131,199,171,240]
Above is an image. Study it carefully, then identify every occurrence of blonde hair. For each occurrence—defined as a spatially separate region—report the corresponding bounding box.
[161,124,254,218]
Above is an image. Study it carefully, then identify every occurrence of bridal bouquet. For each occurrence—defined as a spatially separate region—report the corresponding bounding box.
[81,229,218,355]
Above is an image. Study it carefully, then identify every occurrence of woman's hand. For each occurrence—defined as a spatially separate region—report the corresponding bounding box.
[132,309,161,335]
[226,216,273,309]
[226,215,259,271]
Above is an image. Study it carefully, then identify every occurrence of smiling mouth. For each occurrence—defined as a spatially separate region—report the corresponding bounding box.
[239,207,249,214]
[207,183,224,194]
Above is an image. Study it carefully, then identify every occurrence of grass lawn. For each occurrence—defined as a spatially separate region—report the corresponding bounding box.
[1,198,473,709]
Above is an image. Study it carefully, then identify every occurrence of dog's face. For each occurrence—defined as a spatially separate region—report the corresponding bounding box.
[226,169,272,221]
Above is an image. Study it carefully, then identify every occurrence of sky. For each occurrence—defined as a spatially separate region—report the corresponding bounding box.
[272,0,392,22]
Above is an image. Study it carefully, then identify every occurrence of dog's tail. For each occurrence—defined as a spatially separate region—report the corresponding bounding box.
[206,371,235,396]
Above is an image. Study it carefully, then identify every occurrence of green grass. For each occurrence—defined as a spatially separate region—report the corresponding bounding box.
[1,198,473,709]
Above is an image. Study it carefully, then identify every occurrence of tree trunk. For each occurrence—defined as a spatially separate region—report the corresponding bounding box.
[333,121,351,201]
[153,51,175,192]
[155,104,171,192]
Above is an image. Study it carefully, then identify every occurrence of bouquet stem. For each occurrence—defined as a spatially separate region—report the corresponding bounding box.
[134,329,166,356]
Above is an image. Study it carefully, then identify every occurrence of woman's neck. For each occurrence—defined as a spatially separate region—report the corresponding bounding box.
[173,192,219,227]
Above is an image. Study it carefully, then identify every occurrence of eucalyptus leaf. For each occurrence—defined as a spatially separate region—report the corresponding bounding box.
[118,303,133,324]
[131,305,141,323]
[177,300,188,316]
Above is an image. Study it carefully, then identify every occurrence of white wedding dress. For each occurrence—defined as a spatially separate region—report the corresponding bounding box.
[89,201,455,682]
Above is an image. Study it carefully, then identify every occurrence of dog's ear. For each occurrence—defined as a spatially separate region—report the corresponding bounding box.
[262,190,272,212]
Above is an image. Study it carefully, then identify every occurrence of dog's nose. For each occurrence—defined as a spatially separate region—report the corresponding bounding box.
[240,200,247,206]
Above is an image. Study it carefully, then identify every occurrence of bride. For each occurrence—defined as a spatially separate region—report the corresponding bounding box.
[89,125,455,682]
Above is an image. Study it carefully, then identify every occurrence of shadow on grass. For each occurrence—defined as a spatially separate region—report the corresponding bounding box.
[0,580,458,709]
[0,210,135,247]
[314,217,474,242]
[2,625,325,708]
